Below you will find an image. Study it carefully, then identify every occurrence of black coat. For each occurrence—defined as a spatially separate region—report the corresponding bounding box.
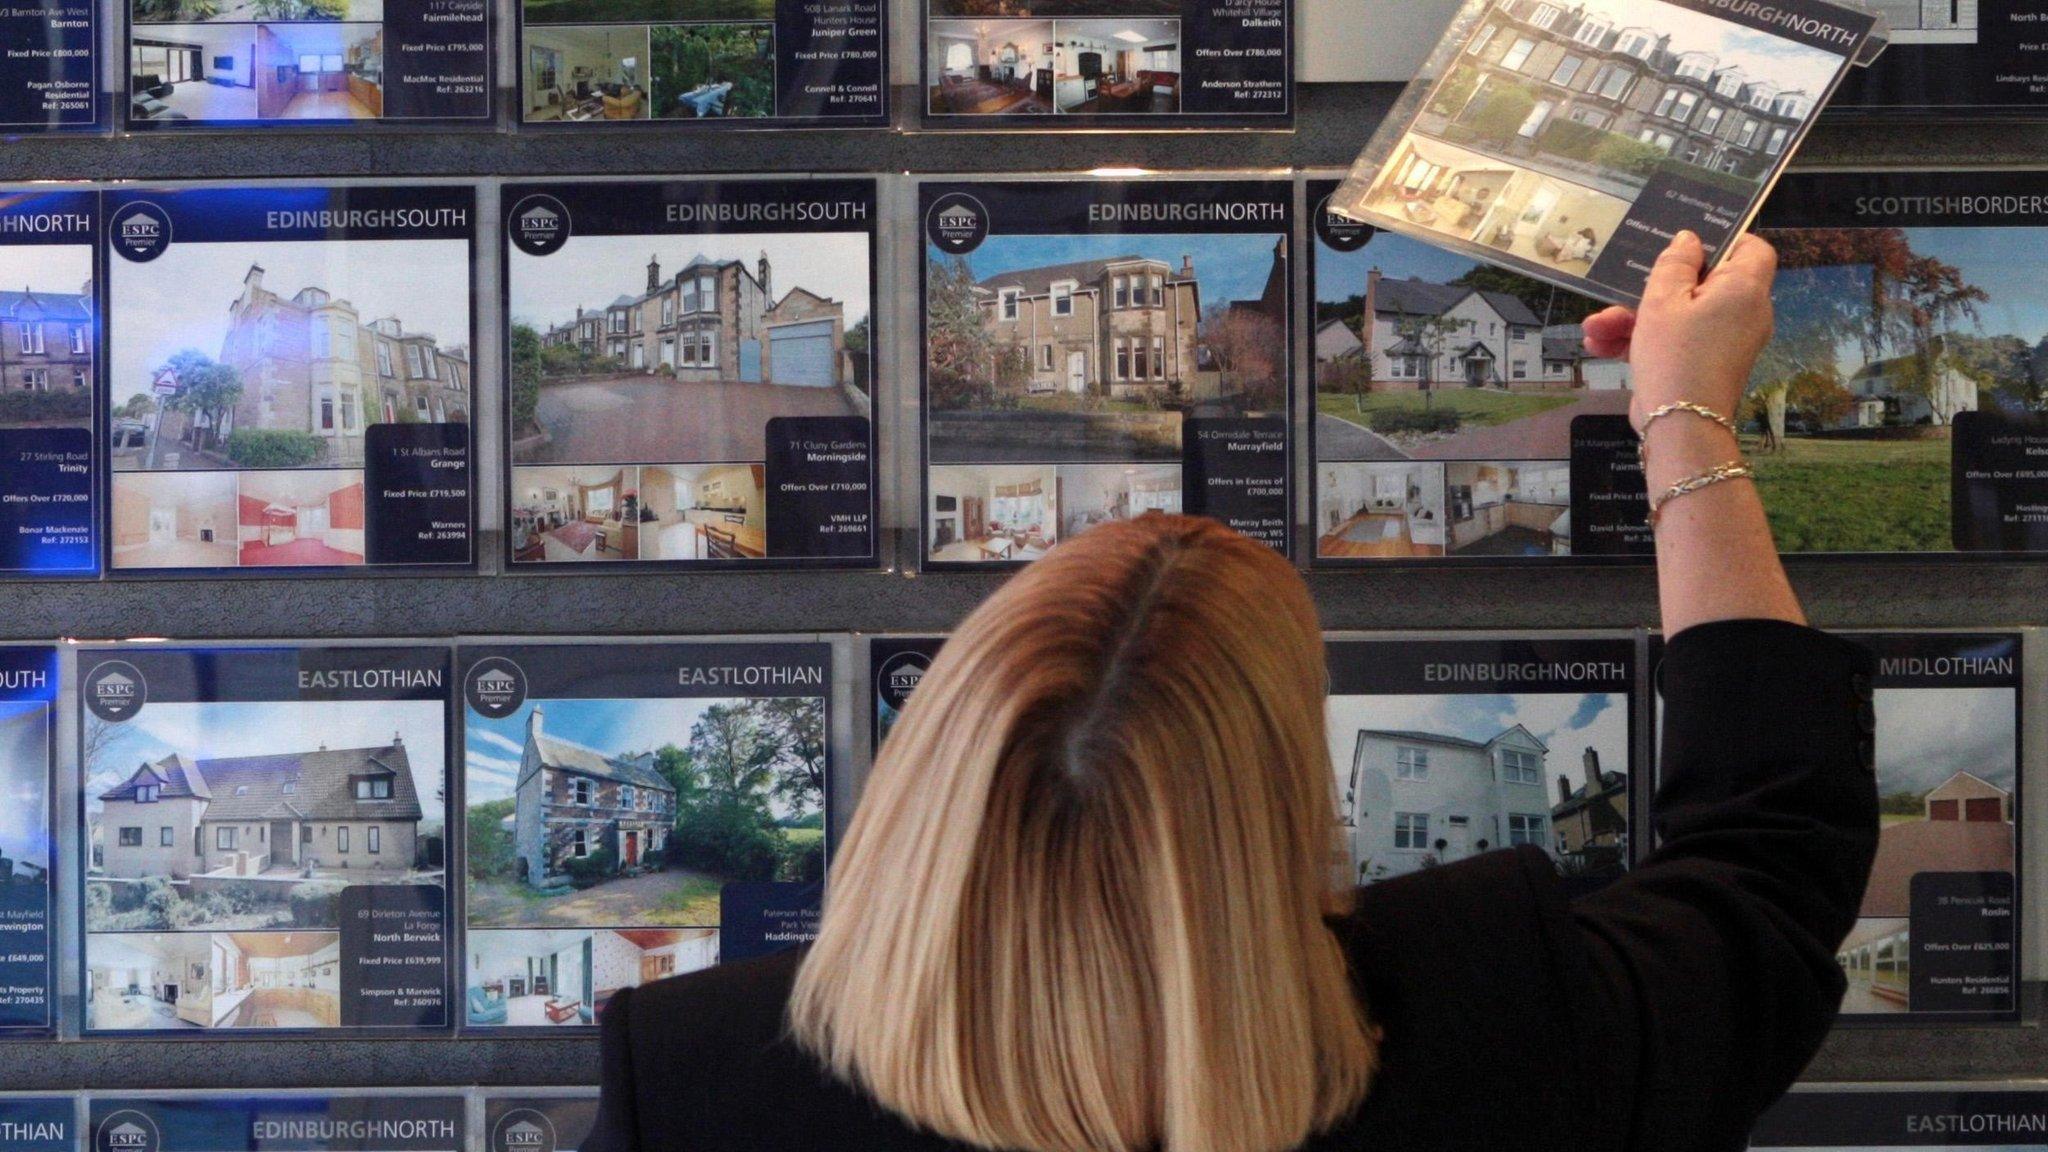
[587,619,1879,1152]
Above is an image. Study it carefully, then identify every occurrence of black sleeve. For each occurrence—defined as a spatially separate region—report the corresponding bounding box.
[1572,619,1878,1152]
[583,985,643,1152]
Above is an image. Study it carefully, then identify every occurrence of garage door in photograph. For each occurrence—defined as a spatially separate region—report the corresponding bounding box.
[769,321,836,387]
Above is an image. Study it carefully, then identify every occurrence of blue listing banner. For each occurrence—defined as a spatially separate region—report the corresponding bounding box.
[0,1098,72,1152]
[89,1095,464,1152]
[0,0,96,131]
[719,880,820,963]
[0,188,98,575]
[0,646,56,1033]
[0,429,93,573]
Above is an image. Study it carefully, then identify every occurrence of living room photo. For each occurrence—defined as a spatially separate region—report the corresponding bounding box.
[464,928,717,1027]
[523,27,650,121]
[132,22,385,123]
[1316,462,1448,560]
[928,20,1052,114]
[510,466,642,562]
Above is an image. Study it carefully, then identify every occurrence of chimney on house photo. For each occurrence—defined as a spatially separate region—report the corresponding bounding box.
[647,255,661,293]
[1179,254,1194,279]
[758,250,772,303]
[1557,774,1573,806]
[1583,747,1601,796]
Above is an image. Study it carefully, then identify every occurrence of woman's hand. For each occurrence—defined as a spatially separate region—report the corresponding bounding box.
[1581,230,1777,434]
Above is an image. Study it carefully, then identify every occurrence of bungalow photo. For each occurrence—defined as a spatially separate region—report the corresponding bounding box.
[109,239,471,472]
[83,699,447,934]
[464,927,717,1027]
[0,245,94,434]
[1838,686,2015,1016]
[925,232,1286,463]
[86,929,345,1031]
[926,462,1182,565]
[508,231,870,465]
[1325,688,1628,884]
[1745,224,2046,553]
[463,695,824,930]
[1314,224,1627,467]
[1407,0,1843,198]
[0,702,51,897]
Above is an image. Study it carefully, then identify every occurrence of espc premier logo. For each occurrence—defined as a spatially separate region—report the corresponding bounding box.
[508,194,572,257]
[466,656,529,719]
[875,649,933,716]
[491,1110,558,1152]
[1314,194,1373,253]
[926,193,989,255]
[109,202,173,263]
[95,1112,161,1152]
[83,660,147,722]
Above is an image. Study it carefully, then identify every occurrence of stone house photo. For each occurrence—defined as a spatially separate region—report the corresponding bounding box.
[511,707,677,890]
[0,244,95,432]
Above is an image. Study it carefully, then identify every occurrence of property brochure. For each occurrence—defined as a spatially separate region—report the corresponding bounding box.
[459,640,830,1029]
[0,1098,71,1152]
[125,0,492,130]
[0,648,57,1034]
[0,190,98,576]
[483,1092,599,1152]
[918,178,1291,570]
[869,635,942,751]
[920,0,1289,127]
[1324,635,1636,892]
[1328,0,1885,305]
[501,179,876,570]
[103,185,477,575]
[76,645,455,1035]
[1753,1084,2048,1148]
[515,0,884,126]
[1306,177,1628,565]
[0,0,98,132]
[88,1094,465,1152]
[1831,3,2045,116]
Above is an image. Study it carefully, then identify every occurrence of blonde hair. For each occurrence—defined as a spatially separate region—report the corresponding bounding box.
[789,515,1377,1152]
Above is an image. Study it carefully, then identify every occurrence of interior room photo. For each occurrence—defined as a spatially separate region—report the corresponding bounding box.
[524,26,650,121]
[1056,464,1181,540]
[511,466,640,562]
[133,23,382,121]
[1052,19,1178,114]
[209,932,342,1029]
[466,929,719,1027]
[637,464,768,561]
[1316,462,1448,559]
[928,20,1053,114]
[111,471,241,570]
[86,933,212,1031]
[928,465,1058,564]
[130,25,259,121]
[236,470,367,567]
[1445,461,1571,557]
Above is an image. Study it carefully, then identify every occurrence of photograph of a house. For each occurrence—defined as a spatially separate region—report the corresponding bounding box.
[510,232,868,464]
[0,246,95,432]
[110,471,240,569]
[926,232,1284,463]
[523,26,649,121]
[510,466,641,562]
[131,22,384,123]
[1325,687,1628,883]
[1052,20,1178,115]
[1314,226,1628,466]
[0,702,51,890]
[1744,224,2044,553]
[1444,460,1571,556]
[465,694,823,928]
[237,470,365,567]
[110,241,470,472]
[84,699,445,933]
[1316,462,1447,559]
[1869,0,1975,44]
[86,932,212,1030]
[928,20,1053,114]
[1837,686,2015,1015]
[465,927,716,1026]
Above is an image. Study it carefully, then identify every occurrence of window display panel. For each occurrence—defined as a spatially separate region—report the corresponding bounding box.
[0,648,57,1034]
[483,1092,599,1152]
[77,644,455,1035]
[1306,176,1628,566]
[0,0,98,132]
[1829,4,2048,117]
[123,0,490,130]
[87,1094,464,1152]
[1325,635,1635,891]
[1753,1084,2048,1148]
[918,178,1291,570]
[459,640,831,1029]
[0,190,99,576]
[103,185,476,575]
[501,179,875,570]
[919,0,1289,127]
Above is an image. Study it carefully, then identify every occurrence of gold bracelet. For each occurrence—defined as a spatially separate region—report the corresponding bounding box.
[1639,401,1738,436]
[1647,460,1755,528]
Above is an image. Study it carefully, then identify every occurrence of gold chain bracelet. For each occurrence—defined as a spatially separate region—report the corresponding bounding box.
[1638,401,1738,436]
[1647,461,1755,528]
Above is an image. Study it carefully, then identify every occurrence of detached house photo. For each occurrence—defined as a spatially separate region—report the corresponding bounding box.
[0,246,95,432]
[926,232,1285,463]
[509,232,870,465]
[110,238,471,472]
[512,707,676,888]
[465,927,716,1027]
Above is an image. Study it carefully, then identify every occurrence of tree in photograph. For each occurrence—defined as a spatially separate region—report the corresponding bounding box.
[670,701,785,880]
[509,322,543,436]
[1895,254,1989,425]
[1450,263,1603,329]
[757,697,824,812]
[1460,81,1535,148]
[158,349,243,453]
[1944,332,2037,407]
[466,798,515,881]
[1201,305,1285,410]
[1427,64,1482,117]
[117,394,158,419]
[927,255,1003,410]
[1781,368,1854,431]
[1391,309,1467,409]
[1750,228,1917,449]
[650,24,774,119]
[842,315,871,395]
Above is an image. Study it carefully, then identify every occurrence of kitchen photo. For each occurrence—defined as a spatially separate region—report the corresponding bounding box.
[1443,460,1570,557]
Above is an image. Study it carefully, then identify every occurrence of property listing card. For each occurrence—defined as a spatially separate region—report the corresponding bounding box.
[869,635,942,751]
[1832,3,2048,117]
[76,645,455,1035]
[0,190,98,576]
[1753,1085,2048,1148]
[0,1098,71,1152]
[88,1094,465,1152]
[1306,177,1632,567]
[0,0,99,132]
[917,179,1291,570]
[501,179,876,570]
[920,0,1289,127]
[0,648,57,1034]
[482,1092,599,1152]
[1324,635,1636,892]
[124,0,491,131]
[458,640,830,1030]
[102,185,477,575]
[515,0,884,126]
[1330,0,1882,305]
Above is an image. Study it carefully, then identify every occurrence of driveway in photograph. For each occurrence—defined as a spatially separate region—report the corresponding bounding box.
[1315,412,1406,461]
[526,374,860,463]
[1406,390,1633,460]
[467,869,725,927]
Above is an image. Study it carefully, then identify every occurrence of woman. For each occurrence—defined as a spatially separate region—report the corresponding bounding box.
[586,231,1878,1152]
